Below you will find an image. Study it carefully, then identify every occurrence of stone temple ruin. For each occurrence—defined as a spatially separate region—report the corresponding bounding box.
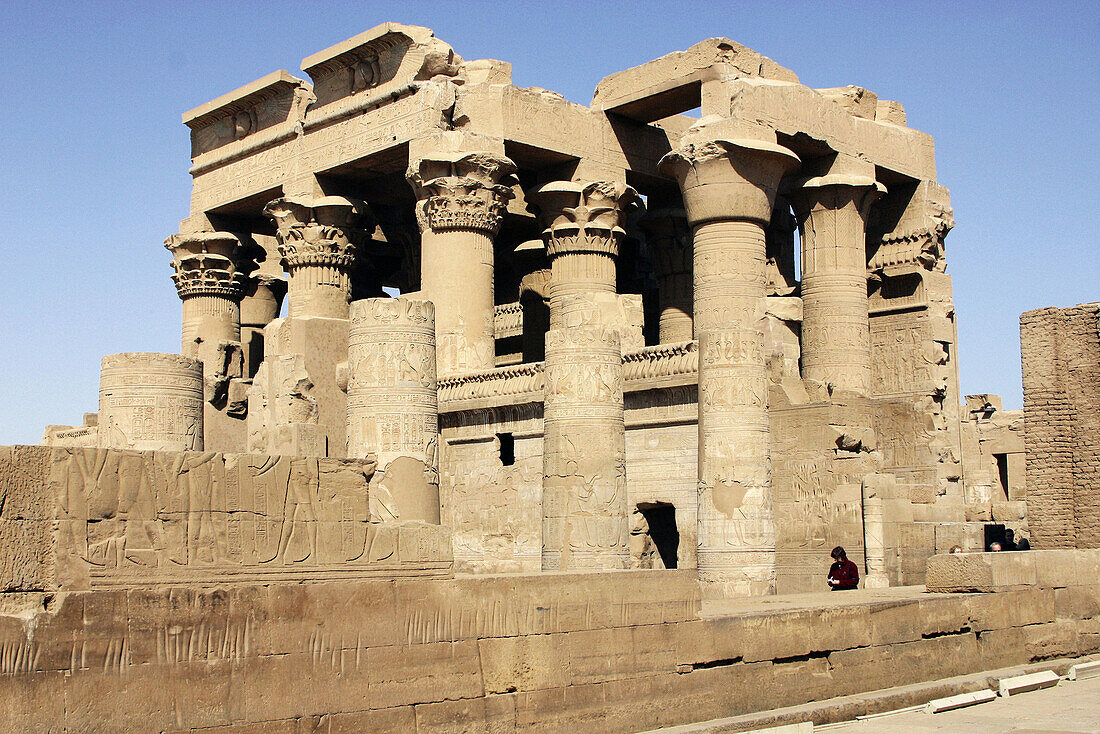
[8,24,1098,732]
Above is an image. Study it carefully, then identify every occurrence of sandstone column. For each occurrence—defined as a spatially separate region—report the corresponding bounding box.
[791,156,884,395]
[534,181,638,330]
[407,140,516,376]
[165,232,245,383]
[542,309,629,570]
[263,195,370,319]
[660,133,799,596]
[641,208,693,342]
[98,353,204,450]
[347,298,439,523]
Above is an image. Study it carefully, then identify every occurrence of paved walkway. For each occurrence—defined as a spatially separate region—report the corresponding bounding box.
[820,675,1100,733]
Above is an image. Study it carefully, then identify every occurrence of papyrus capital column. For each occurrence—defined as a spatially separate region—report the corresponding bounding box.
[640,208,693,342]
[791,157,884,396]
[542,313,629,571]
[660,132,799,596]
[407,136,516,376]
[263,195,371,319]
[534,181,639,329]
[347,298,440,524]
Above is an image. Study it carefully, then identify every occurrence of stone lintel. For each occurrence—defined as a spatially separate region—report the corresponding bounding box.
[592,37,800,121]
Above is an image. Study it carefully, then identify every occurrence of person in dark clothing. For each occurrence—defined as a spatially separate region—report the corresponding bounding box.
[827,546,859,590]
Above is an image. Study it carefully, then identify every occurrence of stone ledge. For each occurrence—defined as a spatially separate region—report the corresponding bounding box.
[925,549,1100,593]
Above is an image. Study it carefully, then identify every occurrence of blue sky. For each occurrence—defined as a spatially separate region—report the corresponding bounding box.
[1,1,1096,444]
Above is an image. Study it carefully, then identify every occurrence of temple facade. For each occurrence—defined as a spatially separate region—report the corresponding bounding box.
[44,24,1008,596]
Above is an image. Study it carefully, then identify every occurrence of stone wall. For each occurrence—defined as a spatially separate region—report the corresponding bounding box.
[0,445,451,592]
[1021,303,1100,548]
[0,567,1095,732]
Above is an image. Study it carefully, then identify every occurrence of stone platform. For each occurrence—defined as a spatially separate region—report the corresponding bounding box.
[0,568,1097,732]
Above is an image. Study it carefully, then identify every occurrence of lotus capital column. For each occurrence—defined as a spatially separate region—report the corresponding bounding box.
[407,146,516,376]
[660,134,799,596]
[534,181,639,329]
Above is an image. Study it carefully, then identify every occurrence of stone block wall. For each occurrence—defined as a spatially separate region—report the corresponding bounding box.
[0,568,1096,731]
[1021,303,1100,548]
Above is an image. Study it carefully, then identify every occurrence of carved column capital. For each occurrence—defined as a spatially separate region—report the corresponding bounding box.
[535,180,639,258]
[659,137,799,227]
[165,232,246,301]
[406,151,517,235]
[263,195,372,271]
[790,173,886,221]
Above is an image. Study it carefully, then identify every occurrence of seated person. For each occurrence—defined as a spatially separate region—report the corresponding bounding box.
[827,546,859,590]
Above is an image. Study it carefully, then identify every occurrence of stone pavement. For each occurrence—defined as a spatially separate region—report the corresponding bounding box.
[820,675,1100,733]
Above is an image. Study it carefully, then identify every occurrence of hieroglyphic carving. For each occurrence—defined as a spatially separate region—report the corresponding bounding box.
[347,298,440,523]
[98,354,204,451]
[541,325,629,570]
[41,446,452,589]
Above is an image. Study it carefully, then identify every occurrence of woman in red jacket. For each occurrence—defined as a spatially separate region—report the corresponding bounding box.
[827,546,860,590]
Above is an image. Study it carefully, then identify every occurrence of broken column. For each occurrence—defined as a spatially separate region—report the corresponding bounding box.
[98,353,204,450]
[791,155,883,395]
[407,132,516,376]
[640,208,694,343]
[535,181,638,330]
[661,130,799,596]
[542,298,629,570]
[347,297,439,523]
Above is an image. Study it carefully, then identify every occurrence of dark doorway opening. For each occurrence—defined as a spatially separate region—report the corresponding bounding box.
[497,433,515,466]
[638,502,679,568]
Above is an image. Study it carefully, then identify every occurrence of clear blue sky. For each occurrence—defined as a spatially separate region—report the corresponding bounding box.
[1,1,1096,444]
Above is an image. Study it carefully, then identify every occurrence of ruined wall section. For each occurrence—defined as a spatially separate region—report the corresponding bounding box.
[1022,303,1100,548]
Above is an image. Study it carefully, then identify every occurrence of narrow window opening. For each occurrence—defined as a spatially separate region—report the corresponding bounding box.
[497,433,515,466]
[994,453,1010,500]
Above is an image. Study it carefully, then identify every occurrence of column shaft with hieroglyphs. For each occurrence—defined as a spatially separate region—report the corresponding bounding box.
[791,155,884,396]
[347,298,440,524]
[264,195,371,319]
[641,207,693,343]
[98,353,204,451]
[534,181,638,330]
[542,316,629,570]
[407,133,516,377]
[661,130,799,596]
